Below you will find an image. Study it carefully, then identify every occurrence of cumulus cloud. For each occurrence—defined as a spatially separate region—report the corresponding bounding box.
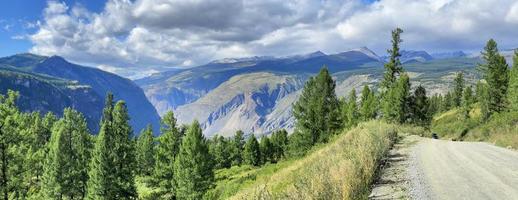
[28,0,518,78]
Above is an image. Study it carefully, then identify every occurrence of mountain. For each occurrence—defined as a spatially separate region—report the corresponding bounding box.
[138,48,481,136]
[431,51,467,59]
[0,54,161,134]
[399,50,434,63]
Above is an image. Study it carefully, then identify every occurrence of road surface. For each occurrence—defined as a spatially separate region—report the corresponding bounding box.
[370,136,518,200]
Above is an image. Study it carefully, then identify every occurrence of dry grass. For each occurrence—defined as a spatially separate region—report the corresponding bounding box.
[229,121,397,200]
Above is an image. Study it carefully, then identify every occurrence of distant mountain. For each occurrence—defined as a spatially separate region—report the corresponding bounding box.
[431,51,467,59]
[0,54,161,134]
[138,48,480,136]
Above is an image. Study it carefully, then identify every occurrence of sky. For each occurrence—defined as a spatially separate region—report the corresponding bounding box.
[1,0,518,78]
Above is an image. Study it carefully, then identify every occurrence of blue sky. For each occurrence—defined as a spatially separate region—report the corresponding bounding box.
[1,0,518,79]
[0,0,105,56]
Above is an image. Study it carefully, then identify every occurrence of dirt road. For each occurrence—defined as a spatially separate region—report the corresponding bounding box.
[370,136,518,200]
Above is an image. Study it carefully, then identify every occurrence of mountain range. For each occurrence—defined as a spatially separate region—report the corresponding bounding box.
[1,47,498,136]
[0,53,160,133]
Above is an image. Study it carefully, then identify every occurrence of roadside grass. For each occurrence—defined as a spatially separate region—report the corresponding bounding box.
[431,105,518,149]
[225,120,397,200]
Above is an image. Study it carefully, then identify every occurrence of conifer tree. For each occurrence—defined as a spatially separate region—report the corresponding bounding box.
[292,67,341,147]
[411,85,431,127]
[209,135,231,169]
[478,81,491,121]
[381,28,404,90]
[508,50,518,111]
[153,111,182,197]
[453,72,465,107]
[0,90,20,200]
[243,135,261,166]
[229,130,244,166]
[174,121,213,199]
[479,39,509,116]
[86,123,114,199]
[42,108,91,199]
[342,89,359,129]
[270,129,288,162]
[111,101,136,198]
[462,86,474,119]
[259,136,273,164]
[136,124,155,176]
[359,85,377,121]
[383,73,411,123]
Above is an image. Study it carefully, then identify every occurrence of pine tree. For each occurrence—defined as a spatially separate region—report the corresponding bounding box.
[86,123,114,199]
[359,85,377,121]
[209,135,231,169]
[270,129,288,162]
[292,67,341,146]
[443,92,453,111]
[462,86,475,119]
[229,130,244,166]
[381,28,404,90]
[478,81,491,121]
[0,90,20,200]
[342,89,359,129]
[111,101,136,198]
[479,39,510,116]
[42,108,92,199]
[136,125,155,176]
[383,73,411,123]
[259,136,273,164]
[153,111,182,197]
[174,121,213,199]
[453,72,465,107]
[508,50,518,111]
[411,85,431,127]
[243,135,261,166]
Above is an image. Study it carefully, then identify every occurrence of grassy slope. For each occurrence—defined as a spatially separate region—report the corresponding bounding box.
[432,105,518,148]
[205,121,398,200]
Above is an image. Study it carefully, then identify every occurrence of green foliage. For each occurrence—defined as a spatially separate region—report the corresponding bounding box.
[136,125,155,176]
[341,89,359,129]
[174,121,214,199]
[359,85,378,121]
[508,50,518,111]
[381,28,404,90]
[478,39,509,117]
[228,130,244,166]
[462,86,475,119]
[243,135,261,166]
[153,111,182,198]
[270,129,288,162]
[259,136,274,164]
[410,85,431,127]
[453,72,465,107]
[382,73,411,123]
[292,67,341,153]
[209,135,231,169]
[42,108,92,199]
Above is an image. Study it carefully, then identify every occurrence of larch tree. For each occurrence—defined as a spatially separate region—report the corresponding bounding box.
[359,85,377,121]
[243,135,261,166]
[292,67,341,148]
[136,124,155,176]
[111,101,136,198]
[478,39,509,116]
[153,111,183,198]
[380,28,404,90]
[42,108,92,199]
[229,130,244,166]
[174,121,213,199]
[453,72,465,107]
[259,136,273,164]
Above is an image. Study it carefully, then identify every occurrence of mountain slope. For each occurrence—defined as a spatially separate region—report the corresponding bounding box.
[0,54,161,133]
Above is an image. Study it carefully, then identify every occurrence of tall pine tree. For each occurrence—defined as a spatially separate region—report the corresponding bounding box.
[342,89,359,129]
[111,101,136,198]
[229,130,244,166]
[136,125,155,176]
[243,135,261,166]
[453,72,465,107]
[292,67,341,148]
[153,111,182,198]
[359,85,377,121]
[381,28,404,90]
[478,39,509,116]
[174,121,213,199]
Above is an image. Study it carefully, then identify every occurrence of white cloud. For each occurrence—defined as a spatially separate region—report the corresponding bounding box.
[28,0,518,78]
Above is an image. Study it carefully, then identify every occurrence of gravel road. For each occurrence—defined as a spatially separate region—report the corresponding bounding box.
[409,138,518,200]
